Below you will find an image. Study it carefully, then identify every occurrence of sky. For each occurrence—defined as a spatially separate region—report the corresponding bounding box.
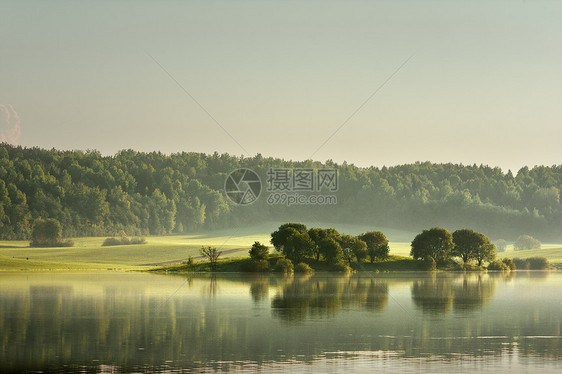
[1,0,561,173]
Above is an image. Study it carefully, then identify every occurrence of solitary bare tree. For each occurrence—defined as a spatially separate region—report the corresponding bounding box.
[200,246,222,270]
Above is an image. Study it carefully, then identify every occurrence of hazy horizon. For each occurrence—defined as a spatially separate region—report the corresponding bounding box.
[1,0,560,173]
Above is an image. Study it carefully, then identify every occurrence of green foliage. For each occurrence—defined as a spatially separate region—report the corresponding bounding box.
[102,236,146,246]
[452,229,496,266]
[249,241,269,261]
[294,262,314,273]
[308,227,341,261]
[512,257,529,269]
[273,258,294,274]
[452,229,481,263]
[330,262,352,273]
[30,218,72,247]
[318,237,344,265]
[200,246,222,271]
[501,257,516,270]
[358,231,389,262]
[410,228,454,263]
[526,256,550,270]
[421,256,436,271]
[514,235,541,250]
[487,260,509,271]
[271,224,314,263]
[512,256,550,270]
[338,234,367,266]
[1,144,562,241]
[245,259,270,272]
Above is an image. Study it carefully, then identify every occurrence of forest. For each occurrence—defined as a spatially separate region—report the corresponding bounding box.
[0,143,561,241]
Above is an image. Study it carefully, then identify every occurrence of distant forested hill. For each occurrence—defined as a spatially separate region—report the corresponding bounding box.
[1,144,560,240]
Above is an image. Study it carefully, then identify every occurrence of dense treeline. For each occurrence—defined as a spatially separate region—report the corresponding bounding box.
[0,143,561,240]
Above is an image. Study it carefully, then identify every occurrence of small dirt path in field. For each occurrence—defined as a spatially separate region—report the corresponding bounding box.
[137,247,246,266]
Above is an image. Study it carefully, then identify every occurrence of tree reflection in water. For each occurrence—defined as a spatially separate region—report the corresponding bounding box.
[0,272,560,373]
[271,275,389,322]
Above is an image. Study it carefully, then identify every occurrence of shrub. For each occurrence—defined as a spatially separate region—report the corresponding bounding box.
[59,239,74,247]
[102,236,146,246]
[130,237,147,245]
[526,256,549,270]
[102,237,122,246]
[331,262,352,273]
[294,262,314,273]
[30,218,72,247]
[512,257,529,270]
[502,258,516,270]
[274,258,294,274]
[249,241,269,260]
[511,257,550,270]
[487,260,509,271]
[186,256,196,266]
[421,256,436,271]
[245,259,270,272]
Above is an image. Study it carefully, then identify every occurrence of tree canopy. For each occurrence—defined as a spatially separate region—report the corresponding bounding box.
[410,227,454,262]
[1,144,561,241]
[358,231,389,262]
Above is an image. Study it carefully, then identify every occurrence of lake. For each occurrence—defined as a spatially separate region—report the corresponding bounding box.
[1,271,561,373]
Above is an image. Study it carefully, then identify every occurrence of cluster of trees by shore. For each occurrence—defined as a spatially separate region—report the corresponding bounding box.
[270,223,389,270]
[266,223,501,270]
[1,144,561,240]
[243,223,549,273]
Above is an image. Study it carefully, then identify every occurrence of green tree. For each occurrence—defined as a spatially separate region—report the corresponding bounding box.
[338,234,367,265]
[473,236,496,266]
[249,241,269,261]
[358,231,389,262]
[271,223,313,263]
[319,237,344,266]
[452,229,484,263]
[410,227,454,263]
[31,218,62,247]
[308,227,341,261]
[271,223,308,251]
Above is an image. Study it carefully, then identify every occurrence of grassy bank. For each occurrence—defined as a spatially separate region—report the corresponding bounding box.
[152,254,422,273]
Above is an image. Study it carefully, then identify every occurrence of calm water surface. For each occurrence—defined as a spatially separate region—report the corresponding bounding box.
[1,271,561,373]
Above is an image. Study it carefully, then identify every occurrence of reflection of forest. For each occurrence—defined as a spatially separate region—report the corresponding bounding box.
[271,275,388,321]
[0,273,560,372]
[411,273,508,314]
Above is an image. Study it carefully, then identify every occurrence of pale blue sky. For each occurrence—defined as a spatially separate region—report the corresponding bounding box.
[1,0,560,172]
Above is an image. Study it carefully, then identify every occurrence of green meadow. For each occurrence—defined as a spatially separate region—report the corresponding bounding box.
[0,221,560,270]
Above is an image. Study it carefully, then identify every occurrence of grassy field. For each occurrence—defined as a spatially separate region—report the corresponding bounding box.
[0,221,560,270]
[502,246,562,266]
[0,221,411,270]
